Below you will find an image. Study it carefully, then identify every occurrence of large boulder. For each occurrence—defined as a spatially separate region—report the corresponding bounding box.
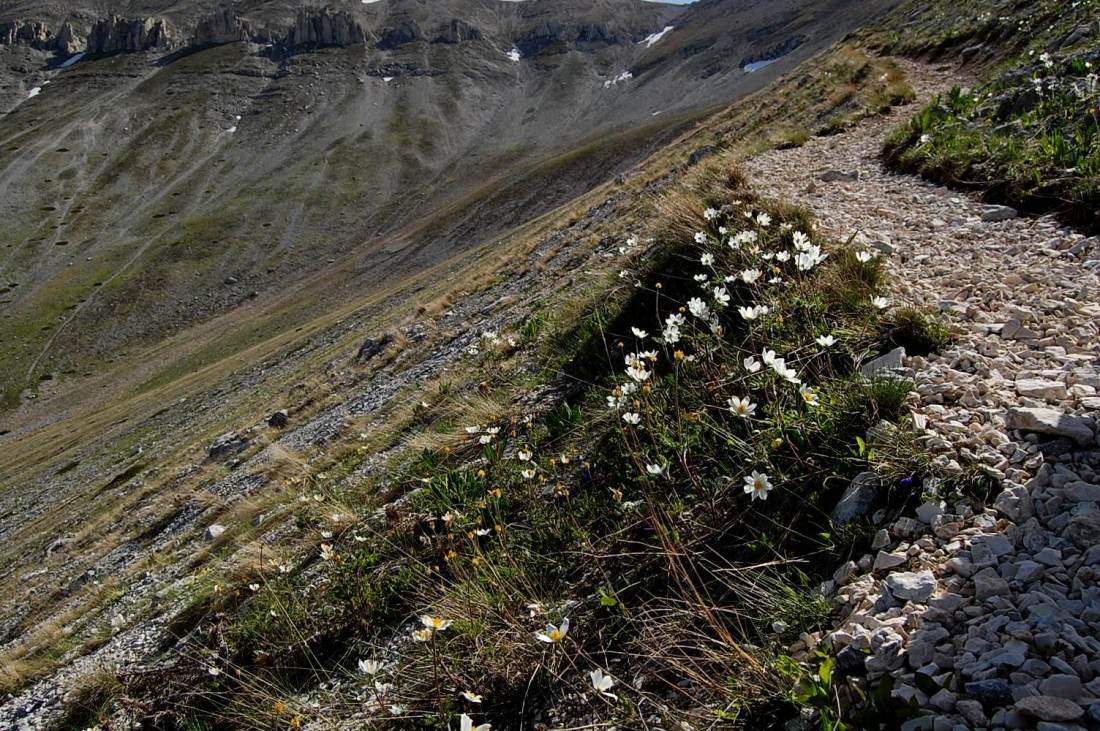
[208,432,249,460]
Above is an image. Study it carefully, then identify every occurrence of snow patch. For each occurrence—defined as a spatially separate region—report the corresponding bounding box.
[27,87,42,98]
[506,47,522,62]
[225,126,237,134]
[382,76,394,82]
[59,52,84,68]
[742,58,777,73]
[603,71,633,89]
[640,26,674,48]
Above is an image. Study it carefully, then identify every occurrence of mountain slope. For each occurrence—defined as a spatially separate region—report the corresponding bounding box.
[0,0,899,410]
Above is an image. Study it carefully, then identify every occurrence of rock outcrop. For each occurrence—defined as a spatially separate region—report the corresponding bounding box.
[739,34,807,70]
[0,19,83,56]
[286,8,366,48]
[85,16,178,55]
[193,8,254,47]
[377,20,423,50]
[0,20,53,48]
[514,21,626,57]
[433,19,481,44]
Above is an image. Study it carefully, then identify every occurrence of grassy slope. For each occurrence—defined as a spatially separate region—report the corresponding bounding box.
[9,46,956,730]
[865,0,1100,230]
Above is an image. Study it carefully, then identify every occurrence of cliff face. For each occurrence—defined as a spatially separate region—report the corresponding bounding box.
[0,19,52,48]
[85,15,178,55]
[514,21,632,57]
[0,18,81,55]
[433,19,481,45]
[193,8,253,47]
[286,8,366,48]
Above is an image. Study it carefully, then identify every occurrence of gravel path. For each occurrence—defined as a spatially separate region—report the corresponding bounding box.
[745,60,1100,730]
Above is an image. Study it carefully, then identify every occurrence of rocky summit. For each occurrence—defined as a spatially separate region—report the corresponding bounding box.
[1,0,1099,729]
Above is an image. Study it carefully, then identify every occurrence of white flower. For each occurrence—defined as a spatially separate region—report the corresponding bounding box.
[743,470,773,501]
[713,286,730,307]
[460,714,491,731]
[665,313,685,328]
[792,231,811,250]
[464,425,481,434]
[762,251,775,261]
[688,298,709,318]
[795,245,827,271]
[625,360,650,383]
[475,527,492,536]
[535,618,570,643]
[799,385,820,407]
[741,268,762,284]
[743,356,762,373]
[756,212,772,227]
[662,325,681,344]
[249,583,260,592]
[631,327,648,340]
[412,628,433,642]
[728,396,756,418]
[694,231,708,244]
[320,544,336,561]
[517,449,533,462]
[694,273,709,284]
[761,349,778,365]
[420,615,453,632]
[622,412,641,425]
[645,463,665,476]
[919,133,931,145]
[815,334,836,347]
[478,434,493,445]
[730,230,757,249]
[775,250,790,262]
[871,296,890,309]
[739,305,765,321]
[521,468,536,479]
[321,530,333,539]
[700,252,714,266]
[461,690,483,703]
[589,668,617,698]
[780,367,802,385]
[704,207,719,220]
[359,658,385,675]
[208,666,220,676]
[856,250,873,263]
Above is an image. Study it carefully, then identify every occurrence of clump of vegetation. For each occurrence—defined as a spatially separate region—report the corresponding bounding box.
[858,0,1097,64]
[882,306,953,356]
[109,160,934,730]
[698,46,916,158]
[884,49,1100,230]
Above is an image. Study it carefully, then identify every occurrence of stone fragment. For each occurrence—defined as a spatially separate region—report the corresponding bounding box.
[1014,696,1085,722]
[1005,407,1094,446]
[831,472,881,526]
[885,570,936,604]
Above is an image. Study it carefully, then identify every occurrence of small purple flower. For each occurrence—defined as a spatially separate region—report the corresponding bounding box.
[899,475,915,488]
